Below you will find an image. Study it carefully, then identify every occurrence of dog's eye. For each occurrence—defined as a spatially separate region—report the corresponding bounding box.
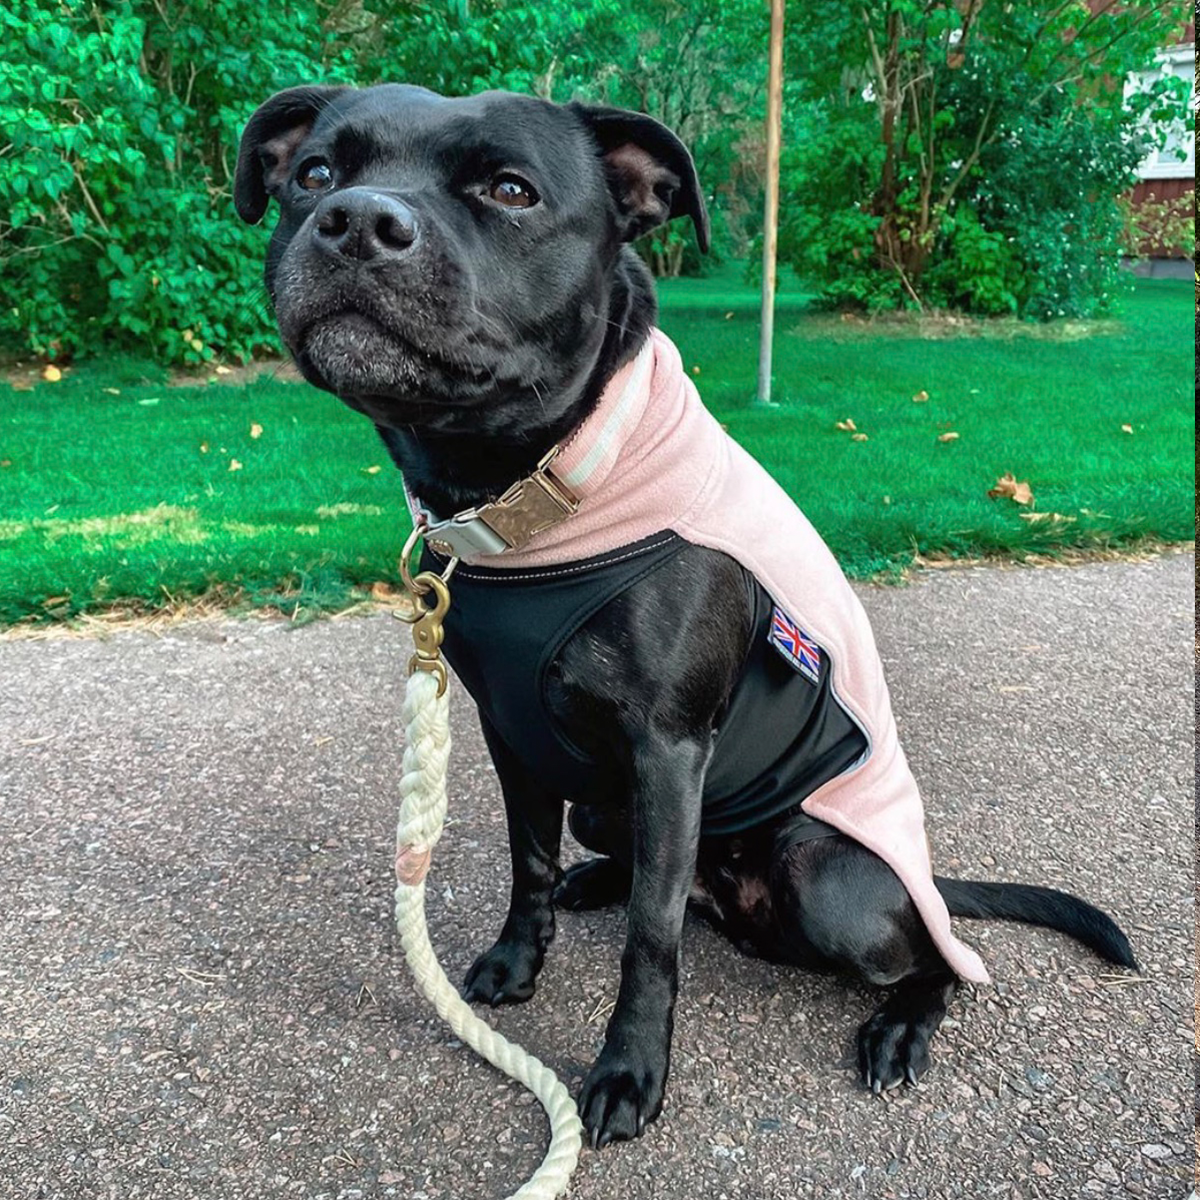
[489,175,538,208]
[297,160,333,191]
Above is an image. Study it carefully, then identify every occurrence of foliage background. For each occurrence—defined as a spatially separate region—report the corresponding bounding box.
[776,1,1193,319]
[0,0,1191,365]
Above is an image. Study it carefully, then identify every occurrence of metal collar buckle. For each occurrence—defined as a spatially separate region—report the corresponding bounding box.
[423,446,579,559]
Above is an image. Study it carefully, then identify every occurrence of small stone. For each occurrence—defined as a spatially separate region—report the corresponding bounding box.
[1139,1144,1171,1160]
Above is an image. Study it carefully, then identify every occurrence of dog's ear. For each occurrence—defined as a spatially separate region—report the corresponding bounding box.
[235,85,349,225]
[569,103,710,254]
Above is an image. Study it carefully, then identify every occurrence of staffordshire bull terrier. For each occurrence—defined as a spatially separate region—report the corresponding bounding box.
[235,83,1136,1149]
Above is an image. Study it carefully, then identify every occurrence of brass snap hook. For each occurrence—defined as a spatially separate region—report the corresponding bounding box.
[397,522,456,697]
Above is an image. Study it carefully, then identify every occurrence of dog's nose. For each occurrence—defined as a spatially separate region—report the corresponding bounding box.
[312,189,417,260]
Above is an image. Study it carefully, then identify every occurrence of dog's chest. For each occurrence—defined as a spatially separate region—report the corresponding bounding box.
[422,533,866,833]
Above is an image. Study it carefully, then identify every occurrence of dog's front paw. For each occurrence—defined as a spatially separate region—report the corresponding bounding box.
[463,941,541,1007]
[578,1043,667,1148]
[856,1008,935,1093]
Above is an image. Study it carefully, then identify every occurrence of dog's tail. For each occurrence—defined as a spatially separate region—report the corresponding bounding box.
[933,876,1138,969]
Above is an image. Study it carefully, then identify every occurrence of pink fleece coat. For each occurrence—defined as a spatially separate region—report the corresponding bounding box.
[422,329,989,984]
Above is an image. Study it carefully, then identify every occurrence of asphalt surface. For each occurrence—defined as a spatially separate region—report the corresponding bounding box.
[0,552,1193,1200]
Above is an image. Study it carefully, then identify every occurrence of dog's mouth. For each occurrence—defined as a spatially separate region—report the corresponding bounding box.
[296,311,419,392]
[292,309,495,420]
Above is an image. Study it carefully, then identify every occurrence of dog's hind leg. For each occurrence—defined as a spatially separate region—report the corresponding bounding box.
[772,835,959,1091]
[554,803,633,911]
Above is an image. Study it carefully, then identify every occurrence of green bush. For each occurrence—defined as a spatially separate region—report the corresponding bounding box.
[0,0,355,364]
[774,100,901,311]
[923,208,1022,315]
[0,0,765,365]
[779,72,1159,320]
[777,0,1191,321]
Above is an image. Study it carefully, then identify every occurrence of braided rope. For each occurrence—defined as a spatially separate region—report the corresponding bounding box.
[394,668,583,1199]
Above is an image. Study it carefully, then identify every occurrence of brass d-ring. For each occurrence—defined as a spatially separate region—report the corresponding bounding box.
[399,522,458,597]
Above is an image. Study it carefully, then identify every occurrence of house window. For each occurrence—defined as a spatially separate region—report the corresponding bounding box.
[1127,45,1195,181]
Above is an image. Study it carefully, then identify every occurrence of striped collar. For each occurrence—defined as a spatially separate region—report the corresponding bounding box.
[405,337,656,561]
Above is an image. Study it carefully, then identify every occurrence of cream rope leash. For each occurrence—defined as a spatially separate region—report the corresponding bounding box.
[392,544,583,1200]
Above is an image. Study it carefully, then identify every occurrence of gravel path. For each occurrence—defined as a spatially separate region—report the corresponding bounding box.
[0,552,1193,1199]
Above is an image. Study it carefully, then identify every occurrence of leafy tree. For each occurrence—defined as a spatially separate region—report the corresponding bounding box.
[0,0,355,362]
[0,0,768,364]
[352,0,768,275]
[779,0,1193,317]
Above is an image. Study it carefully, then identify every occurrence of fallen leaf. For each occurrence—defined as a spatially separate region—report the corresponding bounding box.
[102,387,121,395]
[724,312,734,320]
[987,472,1033,505]
[199,442,209,454]
[228,459,243,472]
[250,423,263,439]
[0,459,11,468]
[42,365,62,382]
[912,389,929,402]
[1120,423,1133,434]
[691,366,701,376]
[882,495,891,505]
[364,465,382,474]
[851,432,868,442]
[369,581,394,599]
[835,418,857,431]
[138,398,160,406]
[215,364,232,376]
[937,431,959,443]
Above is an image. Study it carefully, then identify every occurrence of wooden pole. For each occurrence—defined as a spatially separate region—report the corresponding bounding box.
[756,0,785,407]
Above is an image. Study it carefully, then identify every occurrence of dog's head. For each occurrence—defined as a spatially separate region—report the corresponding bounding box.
[235,84,708,436]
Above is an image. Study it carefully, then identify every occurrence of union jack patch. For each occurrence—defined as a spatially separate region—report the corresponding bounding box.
[768,606,822,684]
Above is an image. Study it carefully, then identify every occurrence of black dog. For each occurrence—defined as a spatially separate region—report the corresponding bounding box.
[235,84,1136,1149]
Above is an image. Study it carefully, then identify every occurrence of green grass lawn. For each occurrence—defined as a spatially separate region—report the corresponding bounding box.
[0,272,1193,625]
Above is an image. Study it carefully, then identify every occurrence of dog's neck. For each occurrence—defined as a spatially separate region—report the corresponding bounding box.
[375,256,657,516]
